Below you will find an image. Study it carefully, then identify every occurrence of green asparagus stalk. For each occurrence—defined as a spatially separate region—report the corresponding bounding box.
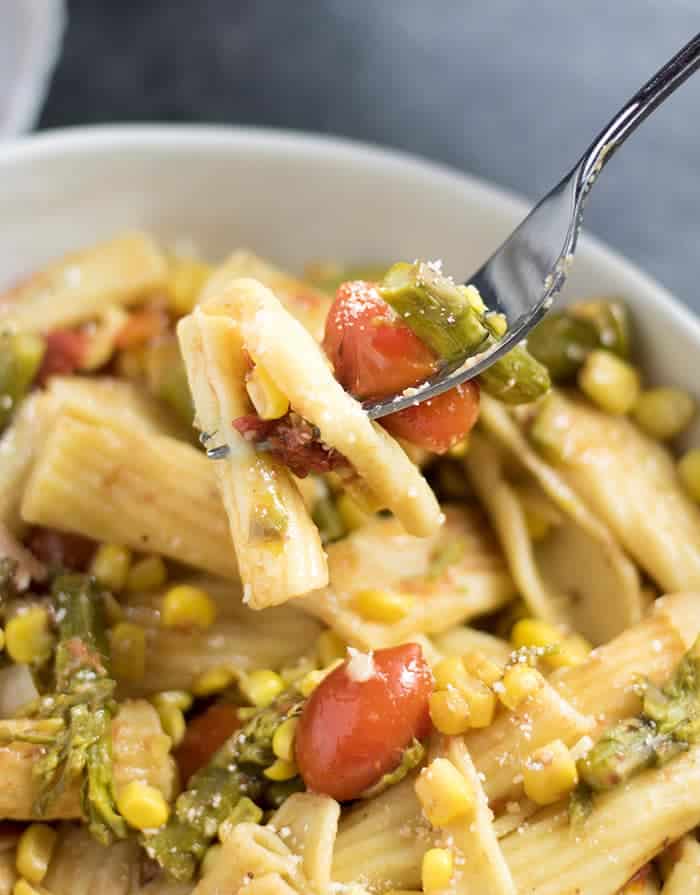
[571,636,700,820]
[33,573,126,844]
[0,332,45,430]
[359,738,425,799]
[144,691,304,881]
[0,558,19,605]
[378,261,551,404]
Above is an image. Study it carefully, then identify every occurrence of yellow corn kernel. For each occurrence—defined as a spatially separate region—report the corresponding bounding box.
[168,257,211,316]
[523,739,578,806]
[16,824,57,884]
[632,387,695,440]
[578,350,640,415]
[272,717,299,762]
[433,656,469,691]
[109,622,146,684]
[125,555,167,593]
[241,670,285,708]
[543,634,592,670]
[353,588,414,623]
[678,449,700,503]
[297,659,344,698]
[264,758,298,781]
[90,543,132,592]
[498,664,545,711]
[6,608,53,665]
[153,689,193,711]
[192,667,235,697]
[429,689,471,736]
[511,618,563,651]
[201,843,222,877]
[13,882,50,895]
[161,585,216,630]
[116,780,170,830]
[447,437,470,459]
[415,757,475,827]
[317,630,346,667]
[463,650,503,687]
[152,700,186,747]
[422,848,454,894]
[336,493,368,532]
[461,678,496,728]
[433,658,496,728]
[246,364,290,421]
[0,628,5,652]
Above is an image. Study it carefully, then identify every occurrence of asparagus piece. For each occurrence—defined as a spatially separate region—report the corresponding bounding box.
[33,573,126,844]
[572,636,700,817]
[0,332,45,430]
[144,691,304,881]
[359,738,425,799]
[378,261,551,404]
[570,299,630,359]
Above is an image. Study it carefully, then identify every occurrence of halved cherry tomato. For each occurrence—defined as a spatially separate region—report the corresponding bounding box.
[174,702,241,784]
[381,380,481,454]
[323,281,437,400]
[295,643,433,801]
[323,281,481,452]
[27,527,95,571]
[37,328,87,384]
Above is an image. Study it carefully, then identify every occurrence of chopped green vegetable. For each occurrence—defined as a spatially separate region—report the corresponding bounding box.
[427,538,466,579]
[478,342,551,404]
[144,690,304,881]
[571,636,700,820]
[145,337,194,427]
[528,392,575,464]
[527,313,599,382]
[33,573,126,844]
[311,494,346,544]
[359,738,425,799]
[570,299,630,359]
[0,331,45,429]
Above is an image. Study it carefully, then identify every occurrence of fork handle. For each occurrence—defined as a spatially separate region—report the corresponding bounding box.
[578,32,700,190]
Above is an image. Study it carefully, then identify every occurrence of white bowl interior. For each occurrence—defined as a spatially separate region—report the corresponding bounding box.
[2,126,699,442]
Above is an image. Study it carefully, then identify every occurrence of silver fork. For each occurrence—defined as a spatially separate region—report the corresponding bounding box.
[366,32,700,420]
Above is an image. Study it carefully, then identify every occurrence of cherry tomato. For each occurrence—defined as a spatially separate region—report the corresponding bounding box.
[381,380,481,454]
[174,702,241,784]
[37,329,87,384]
[295,643,433,801]
[27,528,95,571]
[323,281,437,400]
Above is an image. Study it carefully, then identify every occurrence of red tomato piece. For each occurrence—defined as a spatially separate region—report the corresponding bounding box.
[37,329,87,384]
[381,380,481,454]
[323,281,437,400]
[295,643,433,801]
[174,702,241,785]
[27,528,95,571]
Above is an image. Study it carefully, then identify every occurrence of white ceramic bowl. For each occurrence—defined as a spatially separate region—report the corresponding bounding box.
[1,124,699,439]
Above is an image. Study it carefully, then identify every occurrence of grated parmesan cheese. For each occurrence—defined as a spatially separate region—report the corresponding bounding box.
[345,646,376,682]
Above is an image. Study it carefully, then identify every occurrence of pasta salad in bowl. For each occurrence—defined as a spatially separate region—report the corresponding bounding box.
[1,126,700,895]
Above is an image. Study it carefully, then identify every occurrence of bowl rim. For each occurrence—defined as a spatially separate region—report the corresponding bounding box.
[3,122,700,344]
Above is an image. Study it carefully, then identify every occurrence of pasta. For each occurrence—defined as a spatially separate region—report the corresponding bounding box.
[2,233,700,895]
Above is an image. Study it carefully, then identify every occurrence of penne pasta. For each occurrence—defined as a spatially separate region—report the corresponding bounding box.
[269,793,340,894]
[659,836,700,894]
[44,824,141,895]
[0,232,168,332]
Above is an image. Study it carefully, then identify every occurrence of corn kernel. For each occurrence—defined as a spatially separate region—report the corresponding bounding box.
[16,824,56,884]
[336,493,369,532]
[447,437,470,459]
[353,588,414,623]
[463,650,503,687]
[153,689,193,711]
[152,700,186,747]
[422,848,454,894]
[678,449,700,503]
[0,628,5,652]
[632,387,695,440]
[246,364,290,420]
[499,664,545,711]
[272,717,299,762]
[13,882,49,895]
[511,618,563,651]
[523,739,578,806]
[317,630,346,666]
[161,585,216,630]
[192,667,235,697]
[116,780,170,830]
[264,758,298,781]
[201,843,222,877]
[578,350,640,415]
[241,670,285,708]
[6,608,53,665]
[415,757,475,827]
[544,634,592,670]
[90,543,132,592]
[433,656,469,691]
[125,555,167,593]
[109,622,146,684]
[168,258,211,316]
[429,689,471,736]
[296,658,344,697]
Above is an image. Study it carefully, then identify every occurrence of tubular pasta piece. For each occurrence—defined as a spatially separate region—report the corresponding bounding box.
[269,793,340,894]
[43,823,141,895]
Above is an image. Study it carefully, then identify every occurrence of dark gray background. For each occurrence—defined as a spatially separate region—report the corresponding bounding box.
[39,1,700,309]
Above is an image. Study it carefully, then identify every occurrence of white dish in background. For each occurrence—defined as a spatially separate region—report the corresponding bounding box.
[0,0,65,136]
[0,124,698,443]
